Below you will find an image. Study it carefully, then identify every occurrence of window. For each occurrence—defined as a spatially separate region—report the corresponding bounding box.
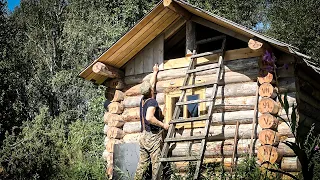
[165,88,206,128]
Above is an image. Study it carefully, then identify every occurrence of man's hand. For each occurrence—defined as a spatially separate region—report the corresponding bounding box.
[153,64,159,73]
[163,123,169,130]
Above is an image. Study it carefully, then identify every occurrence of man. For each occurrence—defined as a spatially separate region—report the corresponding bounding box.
[134,64,169,180]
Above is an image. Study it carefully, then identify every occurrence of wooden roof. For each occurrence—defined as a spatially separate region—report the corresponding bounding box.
[79,0,315,84]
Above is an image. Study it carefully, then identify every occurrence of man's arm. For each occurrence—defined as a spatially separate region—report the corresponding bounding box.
[150,64,159,99]
[146,106,169,130]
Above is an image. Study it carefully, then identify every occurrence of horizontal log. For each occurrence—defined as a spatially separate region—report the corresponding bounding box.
[258,113,279,129]
[92,62,124,78]
[107,127,125,139]
[108,119,125,128]
[169,138,294,158]
[108,102,124,114]
[259,83,276,98]
[122,107,140,122]
[257,145,279,164]
[104,112,123,124]
[258,72,273,84]
[172,158,244,173]
[123,93,165,108]
[281,157,301,172]
[112,90,125,102]
[259,129,280,146]
[163,48,262,70]
[125,71,258,97]
[104,113,125,127]
[258,98,280,115]
[205,82,257,98]
[160,71,258,93]
[123,121,141,134]
[125,57,259,85]
[123,133,140,143]
[174,122,293,141]
[248,39,263,50]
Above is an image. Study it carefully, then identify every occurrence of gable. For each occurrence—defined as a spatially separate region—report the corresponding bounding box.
[79,0,314,84]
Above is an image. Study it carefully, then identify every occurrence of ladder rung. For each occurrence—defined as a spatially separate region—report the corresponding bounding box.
[160,156,200,162]
[170,116,209,124]
[187,64,220,74]
[176,99,212,106]
[164,135,206,143]
[191,49,222,59]
[196,35,226,45]
[180,81,222,90]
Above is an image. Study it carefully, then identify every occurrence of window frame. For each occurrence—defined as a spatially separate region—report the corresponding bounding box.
[165,88,206,128]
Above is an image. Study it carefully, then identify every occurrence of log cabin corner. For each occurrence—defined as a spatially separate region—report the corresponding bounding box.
[79,0,320,178]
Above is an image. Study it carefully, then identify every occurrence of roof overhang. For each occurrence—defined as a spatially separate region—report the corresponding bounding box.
[79,0,317,84]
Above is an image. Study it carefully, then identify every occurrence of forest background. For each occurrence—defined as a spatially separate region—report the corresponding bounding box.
[0,0,319,179]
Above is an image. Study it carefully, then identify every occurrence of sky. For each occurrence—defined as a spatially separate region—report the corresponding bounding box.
[7,0,20,11]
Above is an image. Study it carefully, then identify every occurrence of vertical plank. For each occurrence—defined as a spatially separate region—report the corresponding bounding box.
[125,59,135,76]
[134,49,144,74]
[143,42,154,73]
[186,20,196,56]
[153,34,164,70]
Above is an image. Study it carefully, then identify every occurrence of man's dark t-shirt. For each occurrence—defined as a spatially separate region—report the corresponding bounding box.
[140,98,162,132]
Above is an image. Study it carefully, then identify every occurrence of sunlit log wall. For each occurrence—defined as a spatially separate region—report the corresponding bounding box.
[100,45,304,177]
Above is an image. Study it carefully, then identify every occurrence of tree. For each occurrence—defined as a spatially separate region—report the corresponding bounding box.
[266,0,320,64]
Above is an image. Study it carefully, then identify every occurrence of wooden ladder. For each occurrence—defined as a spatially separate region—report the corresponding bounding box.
[155,35,226,180]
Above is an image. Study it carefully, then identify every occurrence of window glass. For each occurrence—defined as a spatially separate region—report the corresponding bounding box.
[186,94,199,117]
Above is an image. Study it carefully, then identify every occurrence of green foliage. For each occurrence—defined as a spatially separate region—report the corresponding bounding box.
[168,156,281,180]
[266,0,320,64]
[276,93,320,180]
[186,0,266,29]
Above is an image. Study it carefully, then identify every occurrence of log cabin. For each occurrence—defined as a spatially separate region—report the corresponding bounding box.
[79,0,320,178]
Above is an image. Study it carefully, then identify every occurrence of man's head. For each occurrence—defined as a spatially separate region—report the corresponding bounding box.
[140,81,152,96]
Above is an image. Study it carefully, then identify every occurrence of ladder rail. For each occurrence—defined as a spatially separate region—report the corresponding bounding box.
[155,51,197,180]
[155,36,227,180]
[193,37,226,179]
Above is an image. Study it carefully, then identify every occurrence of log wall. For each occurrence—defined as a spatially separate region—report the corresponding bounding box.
[102,48,301,177]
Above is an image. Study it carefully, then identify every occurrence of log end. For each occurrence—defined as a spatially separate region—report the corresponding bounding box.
[248,39,263,50]
[163,0,173,7]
